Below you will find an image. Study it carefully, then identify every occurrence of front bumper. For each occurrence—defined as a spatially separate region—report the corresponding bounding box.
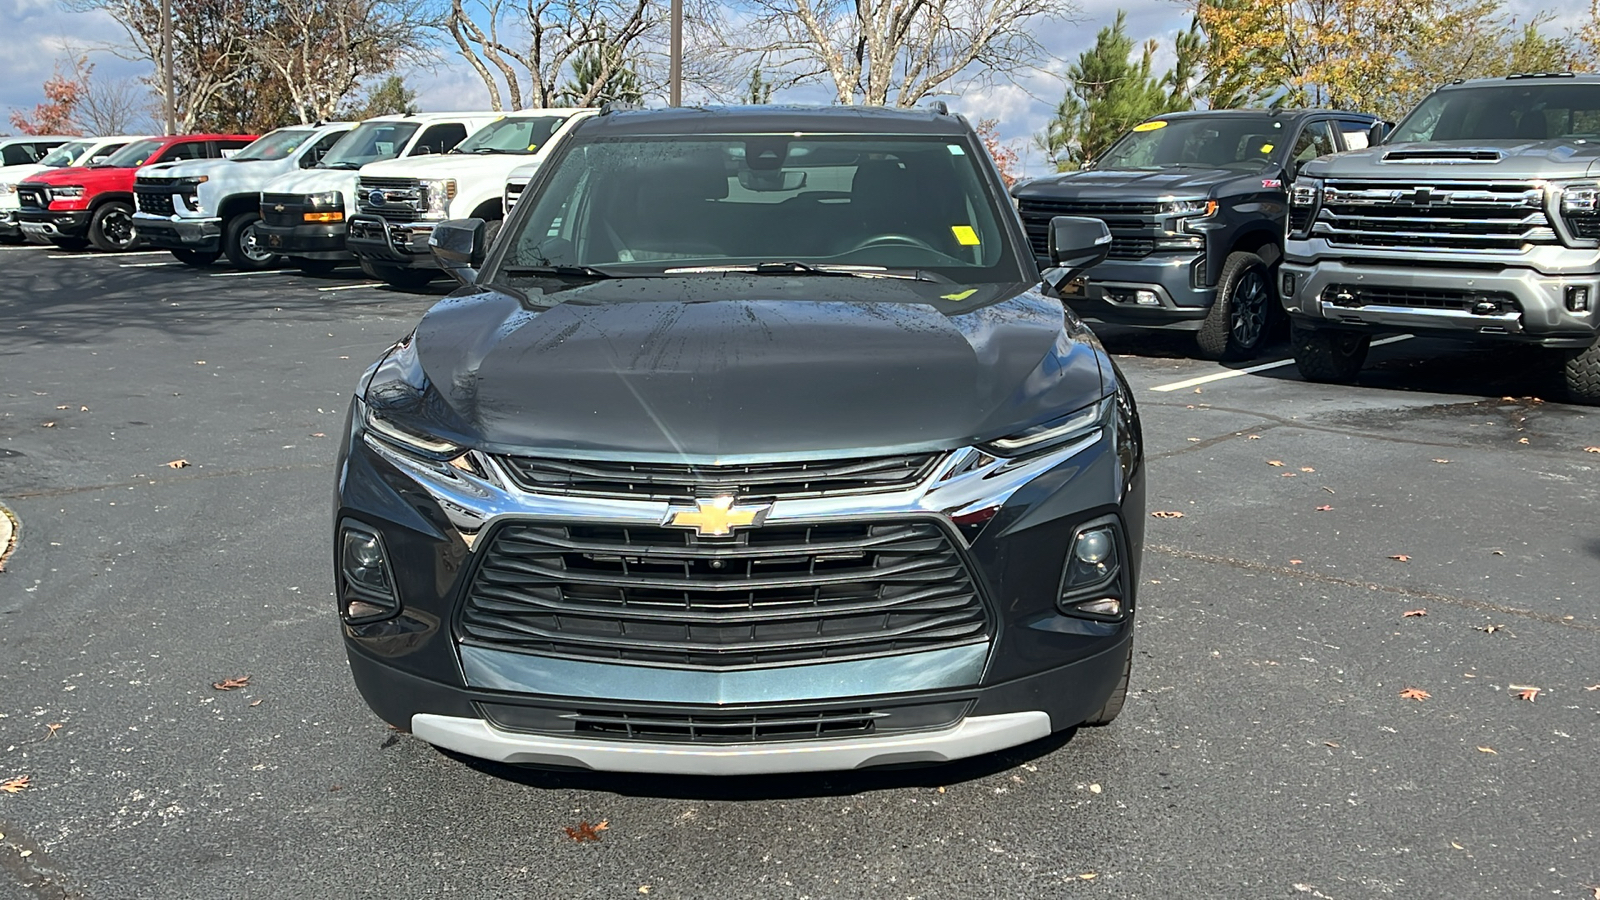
[257,221,349,259]
[1042,252,1214,330]
[1280,256,1598,347]
[347,214,438,268]
[18,209,90,240]
[0,209,19,238]
[132,213,222,252]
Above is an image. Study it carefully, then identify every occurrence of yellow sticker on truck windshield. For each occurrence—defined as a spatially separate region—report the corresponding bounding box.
[951,225,980,246]
[1259,143,1274,153]
[1132,121,1167,132]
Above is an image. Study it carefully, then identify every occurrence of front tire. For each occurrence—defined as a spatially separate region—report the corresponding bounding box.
[361,259,435,291]
[1564,341,1600,406]
[1196,251,1273,361]
[87,201,138,252]
[223,213,278,270]
[1081,641,1132,727]
[171,249,220,268]
[1291,322,1370,383]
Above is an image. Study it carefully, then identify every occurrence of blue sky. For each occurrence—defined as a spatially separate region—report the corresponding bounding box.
[1,0,1584,177]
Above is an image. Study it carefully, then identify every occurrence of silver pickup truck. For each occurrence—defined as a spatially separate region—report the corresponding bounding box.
[1281,73,1600,404]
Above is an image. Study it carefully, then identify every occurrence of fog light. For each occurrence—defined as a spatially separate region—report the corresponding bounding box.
[1567,286,1591,313]
[1074,598,1122,616]
[1133,290,1160,306]
[1075,528,1113,564]
[350,533,383,569]
[1281,272,1297,298]
[339,524,398,620]
[1060,518,1126,618]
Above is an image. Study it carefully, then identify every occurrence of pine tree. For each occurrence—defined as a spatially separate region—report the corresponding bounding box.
[746,68,774,104]
[557,34,644,107]
[343,76,418,119]
[1036,12,1181,171]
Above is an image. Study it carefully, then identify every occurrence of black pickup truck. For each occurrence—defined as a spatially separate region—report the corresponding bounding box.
[1013,109,1380,359]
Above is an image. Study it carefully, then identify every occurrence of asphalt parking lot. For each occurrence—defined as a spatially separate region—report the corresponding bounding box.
[1,245,1596,900]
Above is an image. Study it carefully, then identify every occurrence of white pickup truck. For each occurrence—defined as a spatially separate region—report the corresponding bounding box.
[132,123,354,269]
[257,112,501,275]
[1,136,144,244]
[346,109,595,289]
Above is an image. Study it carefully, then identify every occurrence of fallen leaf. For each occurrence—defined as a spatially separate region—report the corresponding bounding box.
[36,723,61,743]
[1512,686,1540,702]
[1186,437,1201,442]
[1316,504,1333,511]
[1399,688,1430,701]
[54,404,69,410]
[1476,746,1497,754]
[1151,511,1185,518]
[1088,783,1102,794]
[80,406,88,412]
[1477,624,1504,633]
[1267,460,1285,467]
[1516,437,1529,445]
[1322,486,1335,494]
[564,820,610,843]
[1281,472,1298,477]
[1585,684,1600,691]
[1402,609,1427,618]
[195,360,206,365]
[1246,434,1260,440]
[1289,559,1303,565]
[1079,873,1097,880]
[0,775,29,794]
[41,421,55,428]
[167,459,190,469]
[1451,841,1464,850]
[249,699,263,707]
[1389,554,1411,562]
[1324,741,1339,747]
[640,887,652,895]
[1432,458,1450,464]
[311,432,326,438]
[1584,447,1600,454]
[1192,387,1202,394]
[212,675,251,691]
[1491,550,1504,556]
[1299,467,1315,473]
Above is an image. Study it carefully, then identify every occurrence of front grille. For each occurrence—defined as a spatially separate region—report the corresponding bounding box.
[505,180,526,211]
[17,186,46,209]
[1017,198,1161,217]
[261,193,307,228]
[574,707,880,742]
[1107,236,1155,259]
[1017,197,1167,260]
[357,176,425,221]
[1316,180,1556,252]
[497,453,942,502]
[459,519,989,668]
[1322,284,1521,314]
[1288,206,1312,235]
[133,180,177,216]
[1571,215,1600,240]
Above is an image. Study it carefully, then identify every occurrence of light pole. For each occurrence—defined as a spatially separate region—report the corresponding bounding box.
[669,0,681,107]
[161,0,174,134]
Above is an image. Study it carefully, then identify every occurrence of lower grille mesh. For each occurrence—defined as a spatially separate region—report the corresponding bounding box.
[460,519,988,667]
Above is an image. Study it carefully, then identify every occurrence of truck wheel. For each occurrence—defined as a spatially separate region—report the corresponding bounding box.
[1291,322,1369,383]
[293,258,341,276]
[87,201,138,252]
[171,249,219,268]
[1081,641,1132,727]
[1563,341,1600,406]
[49,236,90,251]
[1197,251,1273,361]
[362,260,435,291]
[224,213,278,270]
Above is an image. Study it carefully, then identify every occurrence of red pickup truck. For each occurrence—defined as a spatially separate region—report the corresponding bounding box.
[17,133,256,252]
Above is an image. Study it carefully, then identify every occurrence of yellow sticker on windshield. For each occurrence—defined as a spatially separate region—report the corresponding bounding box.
[951,225,980,246]
[941,289,978,302]
[1133,121,1167,132]
[527,143,540,151]
[1259,143,1274,153]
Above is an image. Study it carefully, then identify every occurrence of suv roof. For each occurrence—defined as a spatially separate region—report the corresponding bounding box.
[577,105,973,137]
[361,111,502,123]
[1138,109,1377,121]
[1442,72,1600,87]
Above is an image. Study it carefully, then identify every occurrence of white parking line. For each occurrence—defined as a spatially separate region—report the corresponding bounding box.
[0,245,51,251]
[208,269,294,278]
[1149,335,1415,393]
[119,262,174,268]
[46,250,171,259]
[316,282,382,292]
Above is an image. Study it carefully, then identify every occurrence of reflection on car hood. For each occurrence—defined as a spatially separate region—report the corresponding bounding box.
[376,278,1107,460]
[1014,166,1261,200]
[1302,139,1600,180]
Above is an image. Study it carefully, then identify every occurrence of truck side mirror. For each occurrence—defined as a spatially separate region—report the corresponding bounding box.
[430,218,486,286]
[1368,121,1392,146]
[1043,216,1111,291]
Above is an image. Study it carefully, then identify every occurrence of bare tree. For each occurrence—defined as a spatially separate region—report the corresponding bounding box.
[717,0,1080,107]
[444,0,656,109]
[252,0,434,123]
[77,74,155,134]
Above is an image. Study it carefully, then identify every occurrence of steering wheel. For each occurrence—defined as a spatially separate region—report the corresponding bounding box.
[845,233,939,254]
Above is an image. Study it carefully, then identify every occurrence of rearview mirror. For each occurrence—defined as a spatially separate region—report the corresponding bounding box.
[737,169,807,192]
[430,218,486,286]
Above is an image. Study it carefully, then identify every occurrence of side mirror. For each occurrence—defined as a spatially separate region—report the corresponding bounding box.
[1368,121,1392,147]
[430,218,486,286]
[1043,216,1111,291]
[90,155,109,164]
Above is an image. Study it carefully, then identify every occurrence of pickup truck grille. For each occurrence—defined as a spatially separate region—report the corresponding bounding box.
[1323,284,1521,315]
[1315,180,1556,253]
[497,453,942,502]
[1017,198,1168,260]
[16,186,47,209]
[133,179,180,216]
[459,518,989,668]
[260,193,307,228]
[504,180,527,211]
[357,176,426,221]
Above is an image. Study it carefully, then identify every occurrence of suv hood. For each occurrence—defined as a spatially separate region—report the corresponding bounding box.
[371,279,1106,459]
[1015,165,1269,201]
[1302,139,1600,180]
[356,152,535,181]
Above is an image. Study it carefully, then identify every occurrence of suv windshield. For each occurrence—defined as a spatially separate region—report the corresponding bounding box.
[1390,82,1600,143]
[500,134,1023,284]
[39,141,90,167]
[97,139,165,168]
[453,117,567,155]
[318,121,420,169]
[234,129,317,162]
[1096,116,1289,170]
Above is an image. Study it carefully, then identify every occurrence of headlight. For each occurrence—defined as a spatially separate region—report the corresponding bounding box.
[306,190,342,209]
[50,185,86,200]
[1560,183,1598,214]
[1290,179,1322,206]
[980,397,1110,456]
[421,178,456,219]
[174,175,208,186]
[361,401,464,458]
[0,183,15,195]
[1166,199,1217,217]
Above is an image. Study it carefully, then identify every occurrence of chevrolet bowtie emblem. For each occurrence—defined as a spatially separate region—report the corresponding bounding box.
[273,204,285,212]
[666,496,769,537]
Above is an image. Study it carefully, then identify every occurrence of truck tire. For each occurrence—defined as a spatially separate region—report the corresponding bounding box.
[1196,251,1273,361]
[171,249,219,268]
[293,257,341,276]
[1291,322,1370,383]
[224,213,278,270]
[87,201,138,252]
[1081,641,1132,727]
[1564,341,1600,406]
[361,259,435,291]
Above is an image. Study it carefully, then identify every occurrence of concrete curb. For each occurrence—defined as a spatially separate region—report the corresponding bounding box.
[0,501,17,572]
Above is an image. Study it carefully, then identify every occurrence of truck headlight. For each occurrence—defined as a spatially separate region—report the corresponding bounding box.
[1290,180,1321,206]
[306,190,342,209]
[1556,182,1600,243]
[0,183,15,196]
[421,178,456,219]
[979,397,1110,457]
[50,185,85,200]
[1289,178,1323,238]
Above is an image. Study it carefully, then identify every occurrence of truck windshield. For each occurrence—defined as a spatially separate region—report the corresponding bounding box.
[453,117,567,155]
[1389,82,1600,143]
[500,134,1025,284]
[97,139,165,168]
[1096,116,1289,170]
[39,142,90,167]
[318,121,420,169]
[234,129,317,162]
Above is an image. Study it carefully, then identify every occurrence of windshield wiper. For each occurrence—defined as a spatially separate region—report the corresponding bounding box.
[501,264,619,280]
[663,261,918,278]
[318,161,362,170]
